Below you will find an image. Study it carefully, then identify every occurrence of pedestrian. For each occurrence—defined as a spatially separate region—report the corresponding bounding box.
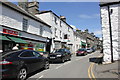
[12,44,19,50]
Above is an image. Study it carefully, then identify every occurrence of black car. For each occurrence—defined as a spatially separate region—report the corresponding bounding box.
[48,49,72,63]
[1,50,49,80]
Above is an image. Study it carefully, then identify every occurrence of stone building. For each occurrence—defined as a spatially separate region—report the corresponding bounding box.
[100,0,120,63]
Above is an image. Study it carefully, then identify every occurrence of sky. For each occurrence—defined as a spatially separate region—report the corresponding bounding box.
[11,1,102,38]
[39,2,102,38]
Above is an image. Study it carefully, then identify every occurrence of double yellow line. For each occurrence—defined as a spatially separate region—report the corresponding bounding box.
[88,54,102,80]
[88,63,96,80]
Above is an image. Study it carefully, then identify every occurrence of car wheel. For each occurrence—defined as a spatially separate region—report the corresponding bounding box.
[44,61,49,69]
[17,68,27,80]
[76,54,78,56]
[68,58,71,61]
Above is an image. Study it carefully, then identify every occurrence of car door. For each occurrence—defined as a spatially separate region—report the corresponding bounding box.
[19,51,40,73]
[32,51,45,69]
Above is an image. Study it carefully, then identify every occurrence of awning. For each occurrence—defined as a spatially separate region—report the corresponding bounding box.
[8,36,27,44]
[0,35,11,41]
[81,41,86,46]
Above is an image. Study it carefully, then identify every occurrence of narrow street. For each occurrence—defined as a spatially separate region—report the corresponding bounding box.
[27,51,101,79]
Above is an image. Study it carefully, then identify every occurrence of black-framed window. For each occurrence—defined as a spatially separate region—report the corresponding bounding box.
[54,17,57,25]
[23,18,28,31]
[40,25,43,35]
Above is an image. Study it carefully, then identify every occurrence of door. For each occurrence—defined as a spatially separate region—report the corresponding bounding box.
[19,51,43,73]
[32,51,45,69]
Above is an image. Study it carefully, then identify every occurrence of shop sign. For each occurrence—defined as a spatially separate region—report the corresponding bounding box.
[3,29,19,36]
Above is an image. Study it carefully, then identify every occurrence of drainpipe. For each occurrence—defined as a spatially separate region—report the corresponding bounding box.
[107,6,114,63]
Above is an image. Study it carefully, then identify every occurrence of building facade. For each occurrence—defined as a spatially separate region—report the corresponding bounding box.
[35,11,74,53]
[100,1,120,63]
[0,2,52,53]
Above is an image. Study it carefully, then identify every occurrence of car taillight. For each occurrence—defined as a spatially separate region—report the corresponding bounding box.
[0,60,12,65]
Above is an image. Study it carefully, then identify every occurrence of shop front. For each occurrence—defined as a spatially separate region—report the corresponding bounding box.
[81,41,86,48]
[0,27,47,53]
[54,40,61,50]
[0,28,27,52]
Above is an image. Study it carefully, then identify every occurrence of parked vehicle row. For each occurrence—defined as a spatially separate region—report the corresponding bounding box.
[1,48,72,80]
[76,48,95,56]
[1,50,49,80]
[1,48,95,80]
[48,49,72,63]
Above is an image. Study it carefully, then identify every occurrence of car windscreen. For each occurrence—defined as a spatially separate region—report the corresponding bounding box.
[78,49,86,51]
[54,49,65,53]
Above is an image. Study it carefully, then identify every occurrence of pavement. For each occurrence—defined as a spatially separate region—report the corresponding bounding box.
[92,53,120,80]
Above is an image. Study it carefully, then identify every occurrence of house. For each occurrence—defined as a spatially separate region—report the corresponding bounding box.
[35,11,75,53]
[0,1,52,53]
[73,29,86,52]
[100,0,120,63]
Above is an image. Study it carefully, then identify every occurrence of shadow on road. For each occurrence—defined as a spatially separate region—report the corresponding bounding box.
[89,57,103,64]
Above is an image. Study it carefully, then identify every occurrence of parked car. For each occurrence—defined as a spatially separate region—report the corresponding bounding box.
[48,49,72,63]
[86,48,93,53]
[1,50,49,80]
[76,48,87,56]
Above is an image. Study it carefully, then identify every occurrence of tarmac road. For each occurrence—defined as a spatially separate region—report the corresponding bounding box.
[27,50,101,80]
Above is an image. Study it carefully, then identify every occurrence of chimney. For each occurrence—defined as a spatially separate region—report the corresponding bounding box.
[28,0,39,15]
[18,0,28,11]
[85,29,88,33]
[60,16,66,22]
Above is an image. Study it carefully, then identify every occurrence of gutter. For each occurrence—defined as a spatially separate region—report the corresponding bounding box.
[107,6,114,63]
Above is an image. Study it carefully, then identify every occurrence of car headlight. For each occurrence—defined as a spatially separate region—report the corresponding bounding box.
[57,55,62,57]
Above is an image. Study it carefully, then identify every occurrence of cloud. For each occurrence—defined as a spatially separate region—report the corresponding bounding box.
[79,14,100,19]
[94,30,102,36]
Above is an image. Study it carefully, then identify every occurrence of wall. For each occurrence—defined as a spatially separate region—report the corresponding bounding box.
[100,4,119,63]
[1,4,51,40]
[36,12,75,52]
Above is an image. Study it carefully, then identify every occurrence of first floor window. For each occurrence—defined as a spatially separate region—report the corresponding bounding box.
[23,18,28,31]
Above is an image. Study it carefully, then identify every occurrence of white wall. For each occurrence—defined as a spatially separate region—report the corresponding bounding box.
[100,4,119,63]
[1,4,51,40]
[36,12,75,52]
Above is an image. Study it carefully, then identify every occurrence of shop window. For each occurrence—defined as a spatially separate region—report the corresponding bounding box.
[23,18,28,31]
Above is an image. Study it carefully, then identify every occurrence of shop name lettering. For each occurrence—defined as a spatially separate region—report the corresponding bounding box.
[3,29,18,36]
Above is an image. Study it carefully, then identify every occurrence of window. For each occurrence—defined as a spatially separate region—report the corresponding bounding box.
[20,51,35,57]
[23,18,28,31]
[33,51,41,57]
[60,21,62,27]
[40,25,43,35]
[55,28,57,37]
[68,27,70,32]
[64,34,68,39]
[60,31,62,39]
[54,17,57,25]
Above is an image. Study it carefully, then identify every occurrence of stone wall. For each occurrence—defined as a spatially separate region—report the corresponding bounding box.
[100,4,119,63]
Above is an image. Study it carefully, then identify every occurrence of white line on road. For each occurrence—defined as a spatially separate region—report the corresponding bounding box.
[36,75,44,80]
